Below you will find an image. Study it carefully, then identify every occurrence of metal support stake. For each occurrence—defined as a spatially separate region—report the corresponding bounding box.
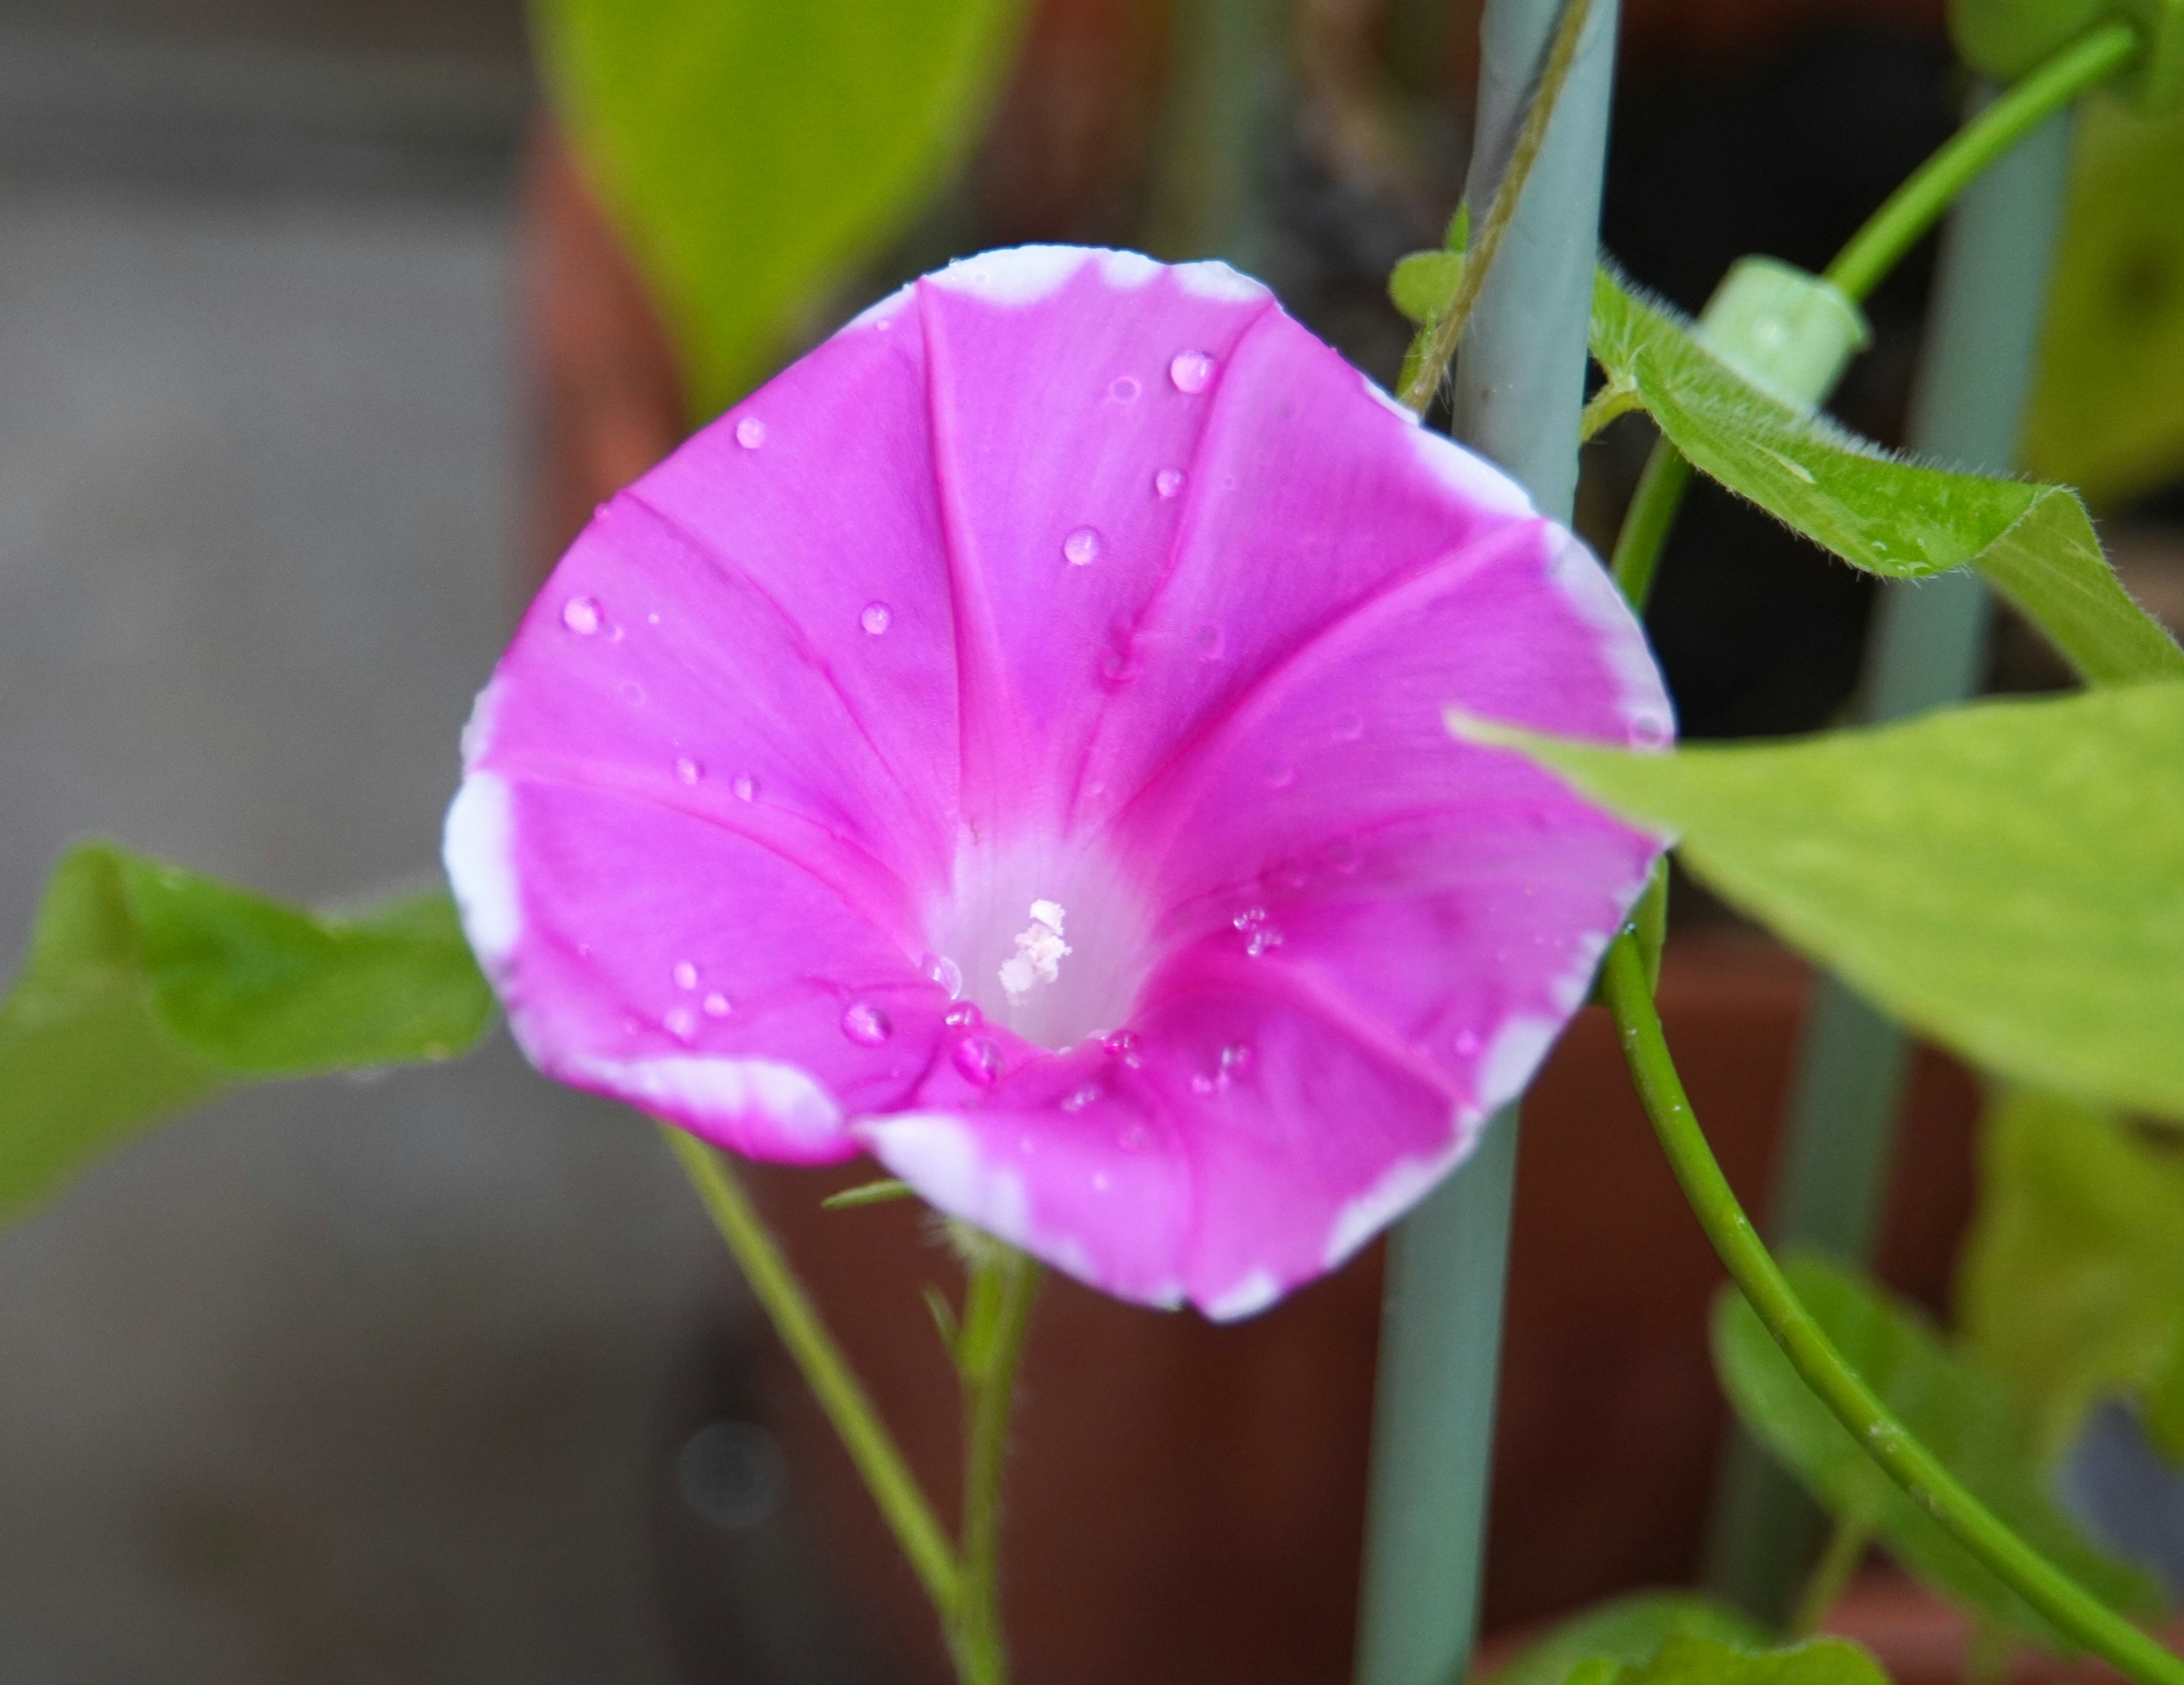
[1355,2,1620,1679]
[1703,86,2079,1624]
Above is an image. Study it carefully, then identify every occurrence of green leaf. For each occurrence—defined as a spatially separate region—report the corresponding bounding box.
[1479,1593,1772,1685]
[1949,0,2107,83]
[1589,267,2184,688]
[2024,96,2184,507]
[1466,682,2184,1120]
[1714,1256,2161,1650]
[533,0,1031,418]
[1391,250,1465,326]
[0,842,496,1222]
[1959,1086,2184,1464]
[1608,1635,1889,1685]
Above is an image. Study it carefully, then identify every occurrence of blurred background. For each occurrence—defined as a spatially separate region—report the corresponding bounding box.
[0,0,2179,1681]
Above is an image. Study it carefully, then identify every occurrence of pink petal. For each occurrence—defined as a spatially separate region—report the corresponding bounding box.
[446,245,1669,1316]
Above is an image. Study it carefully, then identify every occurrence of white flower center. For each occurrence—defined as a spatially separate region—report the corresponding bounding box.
[998,900,1072,999]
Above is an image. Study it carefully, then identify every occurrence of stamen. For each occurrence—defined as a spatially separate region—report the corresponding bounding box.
[999,900,1070,999]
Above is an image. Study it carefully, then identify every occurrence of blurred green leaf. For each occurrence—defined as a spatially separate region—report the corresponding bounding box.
[535,0,1031,419]
[1714,1256,2161,1650]
[1589,268,2184,688]
[1949,0,2108,82]
[1959,1086,2184,1464]
[1391,250,1465,326]
[2025,95,2184,507]
[1608,1635,1889,1685]
[1463,683,2184,1120]
[1479,1594,1772,1685]
[0,842,495,1222]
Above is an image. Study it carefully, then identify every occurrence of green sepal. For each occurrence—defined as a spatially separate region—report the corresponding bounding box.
[1457,682,2184,1121]
[1589,266,2184,688]
[1713,1256,2162,1651]
[0,842,497,1223]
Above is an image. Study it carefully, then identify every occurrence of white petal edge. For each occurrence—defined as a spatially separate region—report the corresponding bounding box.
[1202,1269,1283,1322]
[1321,1104,1490,1271]
[927,245,1091,307]
[578,1053,847,1157]
[1173,258,1272,305]
[1544,527,1677,742]
[442,771,520,970]
[1478,1011,1561,1112]
[1409,425,1537,519]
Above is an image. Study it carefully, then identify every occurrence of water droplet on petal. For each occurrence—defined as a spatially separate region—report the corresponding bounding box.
[1102,1029,1141,1066]
[665,1007,698,1042]
[1118,1123,1152,1152]
[702,992,733,1019]
[954,1037,1003,1087]
[1333,710,1364,742]
[1233,906,1267,933]
[675,756,704,785]
[1099,647,1141,687]
[1108,375,1141,401]
[861,601,892,635]
[1629,708,1672,749]
[673,961,700,990]
[1063,527,1103,566]
[732,774,758,803]
[618,680,647,706]
[735,416,767,449]
[1323,837,1361,875]
[923,954,964,998]
[1193,623,1225,661]
[647,611,661,625]
[841,1002,892,1046]
[1190,1072,1217,1095]
[1246,924,1284,958]
[1220,1041,1256,1077]
[1061,1082,1101,1113]
[944,1001,983,1030]
[1262,760,1296,789]
[1155,467,1185,499]
[562,595,602,635]
[1169,350,1215,393]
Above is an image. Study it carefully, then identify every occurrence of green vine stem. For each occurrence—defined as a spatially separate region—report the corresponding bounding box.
[1786,1513,1872,1640]
[1397,0,1595,413]
[1596,937,2184,1685]
[1603,17,2140,617]
[949,1241,1043,1685]
[665,1131,964,1618]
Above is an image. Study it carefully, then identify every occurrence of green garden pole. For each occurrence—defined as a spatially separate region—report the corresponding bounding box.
[1703,84,2080,1624]
[1355,2,1620,1680]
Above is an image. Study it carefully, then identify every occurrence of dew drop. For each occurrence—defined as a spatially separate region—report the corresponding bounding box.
[675,756,704,786]
[673,961,700,991]
[860,601,892,636]
[1169,350,1215,394]
[944,1001,984,1030]
[1193,623,1225,661]
[1220,1041,1256,1077]
[1155,467,1185,499]
[954,1037,1003,1087]
[1108,375,1141,402]
[1062,527,1103,566]
[647,611,661,626]
[732,773,758,803]
[1190,1072,1217,1095]
[1332,709,1364,742]
[665,1007,698,1042]
[1102,1029,1141,1066]
[1232,906,1268,933]
[924,954,964,997]
[1261,760,1296,789]
[702,992,733,1019]
[1061,1082,1101,1113]
[735,416,767,449]
[1099,647,1141,687]
[1246,924,1284,958]
[561,595,602,635]
[1629,708,1672,749]
[1118,1122,1153,1153]
[618,679,647,706]
[841,1002,892,1046]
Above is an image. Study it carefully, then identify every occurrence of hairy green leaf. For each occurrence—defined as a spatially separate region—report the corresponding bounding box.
[1959,1086,2184,1464]
[0,842,495,1222]
[1714,1256,2161,1649]
[1390,250,1465,326]
[1468,683,2184,1119]
[1480,1594,1772,1685]
[1608,1635,1889,1685]
[534,0,1029,419]
[2025,96,2184,507]
[1589,268,2183,687]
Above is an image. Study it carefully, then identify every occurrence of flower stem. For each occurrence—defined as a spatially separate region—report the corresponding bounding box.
[1607,437,1693,612]
[1823,22,2138,303]
[1596,937,2184,1685]
[948,1244,1042,1685]
[1399,0,1595,414]
[1786,1513,1869,1639]
[664,1130,962,1618]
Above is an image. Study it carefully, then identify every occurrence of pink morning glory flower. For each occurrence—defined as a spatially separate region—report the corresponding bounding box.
[445,245,1670,1320]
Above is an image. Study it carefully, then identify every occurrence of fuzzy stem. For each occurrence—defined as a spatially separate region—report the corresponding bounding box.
[949,1245,1042,1685]
[666,1131,962,1617]
[1597,940,2184,1685]
[1398,0,1595,413]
